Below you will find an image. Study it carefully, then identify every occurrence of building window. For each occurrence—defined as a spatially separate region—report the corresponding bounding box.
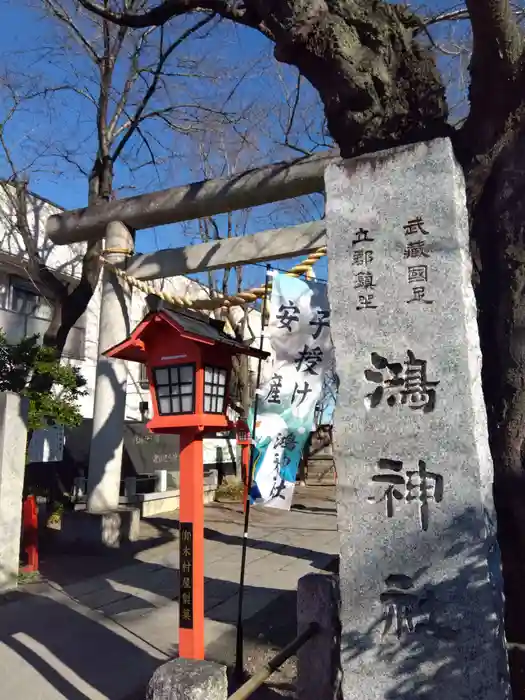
[204,366,228,414]
[154,364,195,415]
[10,276,53,320]
[6,275,86,360]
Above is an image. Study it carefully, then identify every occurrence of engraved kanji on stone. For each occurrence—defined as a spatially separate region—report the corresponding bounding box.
[380,575,457,640]
[356,294,378,311]
[367,458,444,530]
[364,350,439,412]
[404,240,429,259]
[367,458,404,518]
[406,459,444,531]
[407,265,428,284]
[403,216,429,236]
[352,227,374,246]
[401,350,440,410]
[354,270,376,290]
[353,249,374,266]
[407,285,433,305]
[380,575,419,638]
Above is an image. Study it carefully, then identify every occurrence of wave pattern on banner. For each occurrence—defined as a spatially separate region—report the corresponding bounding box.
[250,273,333,510]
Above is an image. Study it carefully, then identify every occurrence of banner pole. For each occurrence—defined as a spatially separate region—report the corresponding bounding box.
[234,264,272,681]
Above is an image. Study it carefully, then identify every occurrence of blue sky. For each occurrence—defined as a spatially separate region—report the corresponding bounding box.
[0,1,469,290]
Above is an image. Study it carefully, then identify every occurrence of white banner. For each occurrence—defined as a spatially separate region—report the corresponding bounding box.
[250,273,334,509]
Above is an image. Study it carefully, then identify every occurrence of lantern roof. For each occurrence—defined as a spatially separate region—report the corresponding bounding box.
[103,296,270,363]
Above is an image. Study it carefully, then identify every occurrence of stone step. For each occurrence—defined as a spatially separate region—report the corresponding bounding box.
[306,458,336,484]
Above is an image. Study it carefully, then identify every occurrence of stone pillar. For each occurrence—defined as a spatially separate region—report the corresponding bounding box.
[296,573,341,700]
[325,138,511,699]
[146,658,227,700]
[155,469,168,493]
[124,476,137,498]
[0,392,29,592]
[87,221,133,513]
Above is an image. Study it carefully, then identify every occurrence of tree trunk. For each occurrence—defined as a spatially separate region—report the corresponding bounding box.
[258,1,449,156]
[42,156,112,357]
[466,119,525,695]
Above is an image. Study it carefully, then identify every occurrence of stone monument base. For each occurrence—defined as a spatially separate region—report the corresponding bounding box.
[146,658,227,700]
[58,507,141,549]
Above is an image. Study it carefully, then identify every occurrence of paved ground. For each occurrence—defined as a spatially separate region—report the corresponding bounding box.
[0,484,337,699]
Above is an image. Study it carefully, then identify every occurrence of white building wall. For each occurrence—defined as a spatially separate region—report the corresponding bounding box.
[0,184,101,421]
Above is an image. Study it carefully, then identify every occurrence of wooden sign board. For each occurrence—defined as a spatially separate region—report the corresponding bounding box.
[179,521,194,629]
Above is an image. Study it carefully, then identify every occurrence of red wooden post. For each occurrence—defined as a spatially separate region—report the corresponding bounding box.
[21,495,38,573]
[236,420,252,514]
[242,443,251,513]
[178,429,205,660]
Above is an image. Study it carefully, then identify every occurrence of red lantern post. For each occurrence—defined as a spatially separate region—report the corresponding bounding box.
[104,303,268,660]
[236,419,252,513]
[178,429,205,658]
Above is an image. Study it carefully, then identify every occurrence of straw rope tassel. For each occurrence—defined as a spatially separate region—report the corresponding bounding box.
[99,246,327,313]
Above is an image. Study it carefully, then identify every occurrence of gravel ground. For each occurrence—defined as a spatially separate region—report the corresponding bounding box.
[209,554,338,699]
[207,589,298,699]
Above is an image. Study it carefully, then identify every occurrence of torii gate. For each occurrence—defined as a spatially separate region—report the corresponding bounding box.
[46,149,337,513]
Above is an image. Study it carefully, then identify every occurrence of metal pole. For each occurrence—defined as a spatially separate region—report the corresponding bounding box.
[229,622,319,700]
[234,265,272,681]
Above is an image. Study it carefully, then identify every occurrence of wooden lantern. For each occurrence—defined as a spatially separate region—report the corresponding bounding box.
[104,301,268,660]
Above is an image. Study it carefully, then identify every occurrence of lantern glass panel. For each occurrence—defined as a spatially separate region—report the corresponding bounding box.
[156,368,169,385]
[181,395,193,412]
[204,366,228,414]
[179,365,193,383]
[154,364,195,415]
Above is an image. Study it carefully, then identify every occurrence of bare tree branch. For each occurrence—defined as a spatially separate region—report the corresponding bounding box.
[77,0,274,38]
[424,3,525,29]
[424,8,468,26]
[111,13,215,161]
[107,26,156,139]
[42,0,100,63]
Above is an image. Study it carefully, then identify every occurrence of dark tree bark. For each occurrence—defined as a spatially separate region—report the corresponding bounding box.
[467,121,525,693]
[73,0,525,694]
[42,155,113,357]
[41,156,110,358]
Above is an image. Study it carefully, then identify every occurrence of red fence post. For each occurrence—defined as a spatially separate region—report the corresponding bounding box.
[21,495,39,573]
